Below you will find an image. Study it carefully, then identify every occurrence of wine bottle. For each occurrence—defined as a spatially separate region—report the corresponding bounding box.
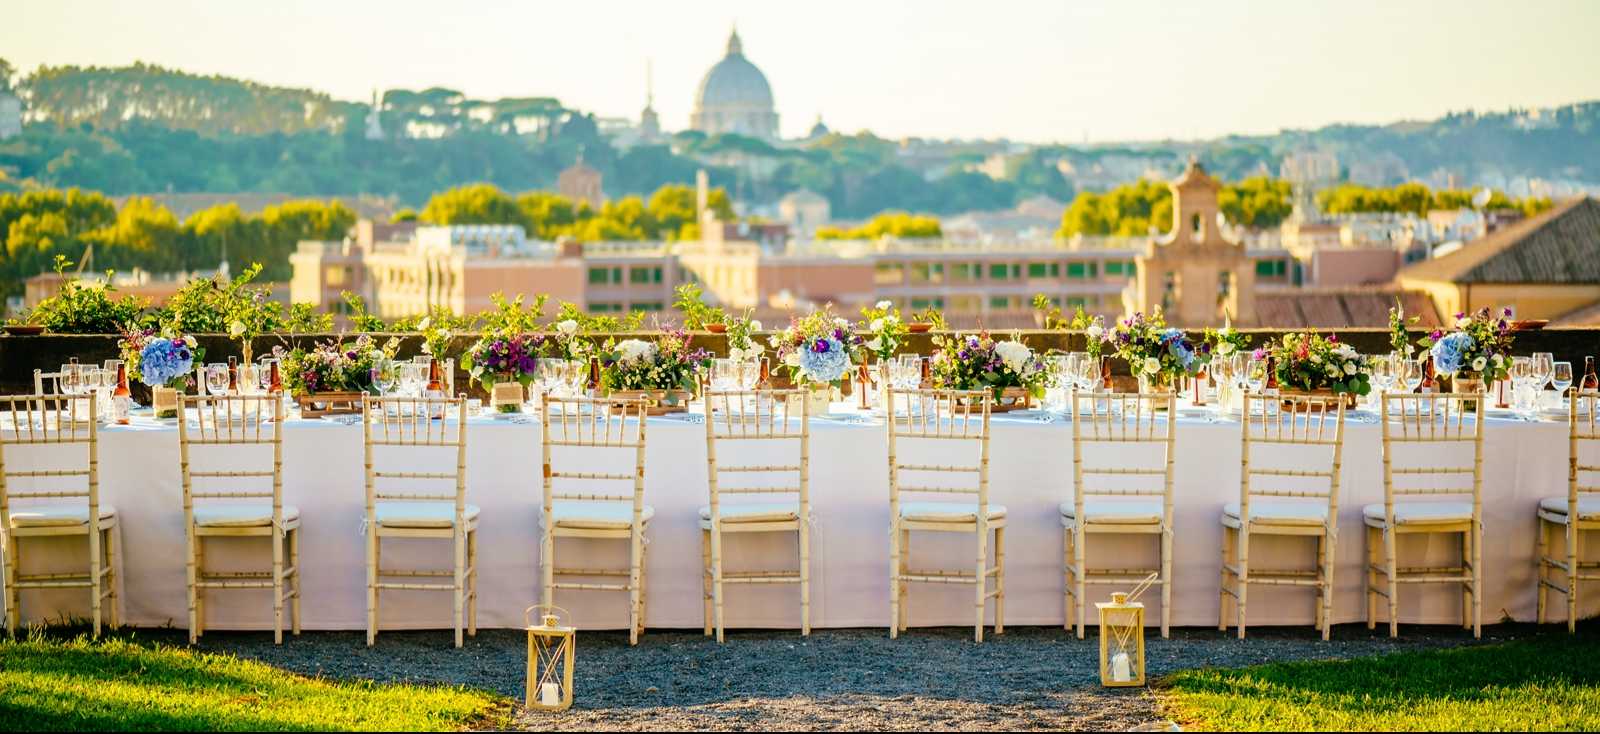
[919,356,932,388]
[1101,356,1113,390]
[1583,356,1599,393]
[227,356,239,394]
[268,360,282,393]
[1421,356,1437,393]
[425,359,446,419]
[112,362,131,425]
[586,357,601,398]
[857,363,873,410]
[757,357,771,389]
[1264,356,1279,394]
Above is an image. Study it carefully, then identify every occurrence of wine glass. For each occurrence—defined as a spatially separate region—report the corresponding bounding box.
[737,360,760,390]
[372,360,399,397]
[257,357,278,393]
[1532,352,1554,409]
[539,359,568,399]
[1401,358,1424,393]
[1553,361,1574,401]
[204,363,230,396]
[1509,356,1534,415]
[1244,353,1268,394]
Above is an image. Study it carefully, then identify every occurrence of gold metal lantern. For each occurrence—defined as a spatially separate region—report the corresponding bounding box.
[525,605,575,711]
[1097,573,1156,687]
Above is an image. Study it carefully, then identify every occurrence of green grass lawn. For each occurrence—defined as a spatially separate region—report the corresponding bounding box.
[0,632,510,731]
[1161,631,1600,731]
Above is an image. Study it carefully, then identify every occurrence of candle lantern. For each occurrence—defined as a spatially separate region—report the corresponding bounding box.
[524,605,575,711]
[1097,573,1156,687]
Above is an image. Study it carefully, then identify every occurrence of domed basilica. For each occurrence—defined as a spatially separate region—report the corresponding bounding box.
[690,28,779,141]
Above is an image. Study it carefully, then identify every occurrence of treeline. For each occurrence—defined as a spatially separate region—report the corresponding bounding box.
[0,189,353,296]
[816,211,942,240]
[1316,183,1553,218]
[411,182,735,241]
[1058,177,1293,237]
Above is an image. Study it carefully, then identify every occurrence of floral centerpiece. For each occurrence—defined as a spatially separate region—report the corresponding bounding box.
[119,327,205,418]
[1108,309,1199,392]
[769,309,865,414]
[930,331,1048,412]
[1419,307,1514,390]
[859,300,909,363]
[544,318,593,361]
[1268,330,1370,405]
[599,329,711,414]
[724,311,764,364]
[1389,300,1418,358]
[1071,307,1107,361]
[274,335,396,415]
[462,333,544,413]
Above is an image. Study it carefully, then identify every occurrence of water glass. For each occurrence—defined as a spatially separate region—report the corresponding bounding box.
[712,358,738,390]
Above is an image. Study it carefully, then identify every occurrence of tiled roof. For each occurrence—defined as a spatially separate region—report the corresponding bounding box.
[1253,289,1442,330]
[1399,197,1600,284]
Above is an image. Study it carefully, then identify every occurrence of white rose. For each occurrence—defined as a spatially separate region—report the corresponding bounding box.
[1472,356,1487,372]
[1456,316,1471,328]
[616,339,656,364]
[784,351,801,367]
[1492,353,1504,365]
[866,336,883,352]
[183,335,198,348]
[228,320,247,338]
[768,334,782,348]
[1344,362,1358,375]
[1086,324,1104,340]
[1326,364,1340,377]
[556,319,578,336]
[876,300,892,310]
[1217,342,1236,357]
[870,318,885,332]
[1336,344,1357,358]
[833,318,849,329]
[1309,353,1321,364]
[749,320,763,332]
[416,316,432,331]
[1142,357,1161,375]
[728,347,745,362]
[994,341,1033,373]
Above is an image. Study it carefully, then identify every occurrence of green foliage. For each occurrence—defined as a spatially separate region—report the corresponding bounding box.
[25,255,149,334]
[283,302,332,334]
[1317,182,1553,219]
[1217,176,1294,229]
[340,291,386,332]
[0,631,506,731]
[1058,177,1293,237]
[478,292,547,335]
[157,263,281,340]
[672,283,728,330]
[415,183,736,242]
[1162,633,1600,732]
[549,299,644,334]
[816,211,942,240]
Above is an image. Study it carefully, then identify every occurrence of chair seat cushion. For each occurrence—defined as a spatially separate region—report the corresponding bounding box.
[543,501,654,530]
[193,504,300,528]
[1362,501,1473,526]
[1060,499,1162,525]
[374,501,480,529]
[1539,496,1600,521]
[700,501,800,524]
[900,501,1006,523]
[8,503,116,528]
[1222,500,1328,527]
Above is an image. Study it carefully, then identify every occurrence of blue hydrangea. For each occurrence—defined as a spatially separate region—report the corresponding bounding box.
[139,338,194,387]
[1430,331,1475,374]
[799,337,851,383]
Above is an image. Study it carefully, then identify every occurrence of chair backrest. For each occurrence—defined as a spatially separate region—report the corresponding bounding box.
[362,395,468,521]
[177,394,284,525]
[33,369,64,395]
[1568,391,1600,514]
[885,387,991,518]
[540,395,647,522]
[0,393,101,535]
[1068,390,1176,522]
[1378,392,1484,520]
[704,388,809,522]
[1238,393,1346,523]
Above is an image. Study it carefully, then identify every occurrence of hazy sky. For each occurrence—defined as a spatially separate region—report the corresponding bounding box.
[8,0,1600,143]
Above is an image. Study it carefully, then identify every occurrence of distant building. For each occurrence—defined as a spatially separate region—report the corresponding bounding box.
[777,190,830,239]
[0,90,21,140]
[557,154,604,209]
[364,90,384,141]
[807,115,830,140]
[690,28,779,140]
[1347,152,1409,187]
[1126,159,1258,327]
[1278,150,1340,188]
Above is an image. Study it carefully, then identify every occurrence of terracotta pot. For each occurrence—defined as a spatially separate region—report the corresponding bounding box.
[705,323,728,334]
[3,325,44,336]
[907,323,933,334]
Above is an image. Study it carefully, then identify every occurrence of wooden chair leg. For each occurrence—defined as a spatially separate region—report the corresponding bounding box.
[1384,527,1399,638]
[799,521,811,637]
[4,534,18,635]
[710,524,725,644]
[1236,527,1249,640]
[89,523,103,638]
[1471,521,1482,639]
[1537,518,1550,624]
[365,530,378,647]
[1321,530,1335,641]
[1074,527,1087,640]
[888,519,900,639]
[628,530,643,647]
[468,528,478,637]
[1160,526,1172,639]
[541,529,554,611]
[994,527,1005,636]
[273,525,285,645]
[1568,522,1580,635]
[195,535,206,638]
[700,528,712,637]
[1365,525,1377,630]
[187,531,199,644]
[106,526,121,630]
[1063,527,1073,634]
[898,529,910,633]
[637,533,648,640]
[1460,530,1471,631]
[973,527,987,643]
[452,528,466,648]
[289,528,300,636]
[1218,525,1232,633]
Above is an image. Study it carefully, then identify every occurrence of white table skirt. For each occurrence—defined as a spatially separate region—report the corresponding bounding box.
[5,405,1594,632]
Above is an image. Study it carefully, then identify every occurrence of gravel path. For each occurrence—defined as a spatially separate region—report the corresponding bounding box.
[124,623,1528,731]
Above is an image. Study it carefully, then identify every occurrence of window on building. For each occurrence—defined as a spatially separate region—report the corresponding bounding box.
[633,302,664,312]
[1066,296,1088,308]
[1066,262,1099,279]
[1255,260,1287,277]
[588,267,621,285]
[1027,263,1060,279]
[989,296,1012,310]
[589,302,623,313]
[952,263,982,281]
[909,297,946,310]
[989,263,1019,280]
[1104,261,1125,276]
[874,262,903,285]
[950,295,981,312]
[325,266,347,287]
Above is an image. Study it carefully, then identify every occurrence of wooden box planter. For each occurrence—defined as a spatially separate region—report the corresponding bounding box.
[610,389,694,416]
[295,391,365,418]
[490,382,526,413]
[1279,388,1360,410]
[957,386,1034,413]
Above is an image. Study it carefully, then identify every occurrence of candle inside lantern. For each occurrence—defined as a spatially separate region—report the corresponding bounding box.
[1111,651,1133,682]
[540,682,562,706]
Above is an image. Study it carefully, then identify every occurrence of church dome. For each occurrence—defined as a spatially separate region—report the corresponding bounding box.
[694,30,774,109]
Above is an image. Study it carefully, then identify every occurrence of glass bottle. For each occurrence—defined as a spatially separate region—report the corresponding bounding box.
[1583,356,1599,393]
[112,362,131,425]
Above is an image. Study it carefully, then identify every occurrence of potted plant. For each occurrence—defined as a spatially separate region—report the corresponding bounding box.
[673,283,730,332]
[462,332,543,414]
[600,329,711,415]
[3,310,44,336]
[1420,307,1514,395]
[930,331,1048,412]
[769,308,865,414]
[1109,309,1199,394]
[1267,330,1370,408]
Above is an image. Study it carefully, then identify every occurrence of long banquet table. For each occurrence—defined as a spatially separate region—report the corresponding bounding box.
[5,402,1595,632]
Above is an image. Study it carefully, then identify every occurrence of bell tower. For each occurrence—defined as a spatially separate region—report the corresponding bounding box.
[1125,158,1256,327]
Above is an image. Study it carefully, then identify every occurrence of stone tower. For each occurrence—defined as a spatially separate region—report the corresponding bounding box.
[1125,158,1256,327]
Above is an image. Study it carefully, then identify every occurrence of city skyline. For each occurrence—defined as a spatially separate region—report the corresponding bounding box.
[7,0,1600,144]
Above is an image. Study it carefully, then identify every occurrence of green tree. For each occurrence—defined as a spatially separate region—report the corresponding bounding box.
[419,184,529,228]
[816,211,942,240]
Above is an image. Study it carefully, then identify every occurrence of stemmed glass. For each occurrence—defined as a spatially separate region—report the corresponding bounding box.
[204,364,230,396]
[1244,352,1268,394]
[1532,352,1555,410]
[1553,361,1574,403]
[1210,353,1237,416]
[1509,356,1534,416]
[539,359,569,400]
[1401,358,1424,393]
[711,358,738,391]
[371,359,400,398]
[1370,355,1396,403]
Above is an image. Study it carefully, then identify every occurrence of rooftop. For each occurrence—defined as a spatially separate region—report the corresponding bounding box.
[1399,196,1600,284]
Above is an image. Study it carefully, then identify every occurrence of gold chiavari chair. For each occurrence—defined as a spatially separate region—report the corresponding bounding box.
[1,393,118,636]
[32,368,65,395]
[702,388,811,642]
[1538,391,1600,632]
[540,395,651,646]
[1370,392,1485,638]
[1064,390,1176,638]
[887,387,1003,643]
[1220,394,1346,640]
[362,394,476,647]
[178,394,298,644]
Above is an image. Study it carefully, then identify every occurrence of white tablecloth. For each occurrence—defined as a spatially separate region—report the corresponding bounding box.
[5,404,1594,631]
